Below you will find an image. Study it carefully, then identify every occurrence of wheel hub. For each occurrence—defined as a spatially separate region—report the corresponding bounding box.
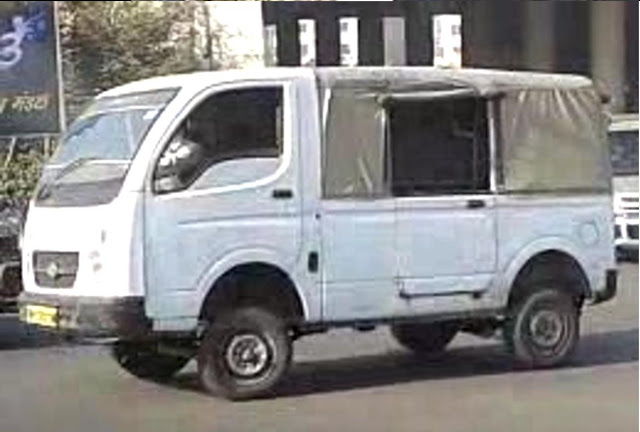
[225,334,269,377]
[529,310,564,348]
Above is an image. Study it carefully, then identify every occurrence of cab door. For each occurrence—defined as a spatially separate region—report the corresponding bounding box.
[144,82,304,321]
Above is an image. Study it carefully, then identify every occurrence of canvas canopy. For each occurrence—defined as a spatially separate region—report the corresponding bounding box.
[316,67,610,196]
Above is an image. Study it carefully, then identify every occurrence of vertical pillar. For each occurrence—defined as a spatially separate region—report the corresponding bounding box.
[263,25,278,67]
[339,17,359,66]
[591,1,626,112]
[298,19,317,66]
[523,1,554,71]
[383,17,406,66]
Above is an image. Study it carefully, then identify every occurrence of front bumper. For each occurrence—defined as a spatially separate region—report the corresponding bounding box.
[591,269,617,305]
[18,292,150,338]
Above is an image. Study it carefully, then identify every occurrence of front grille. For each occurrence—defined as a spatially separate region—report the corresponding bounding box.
[621,196,639,205]
[628,225,639,240]
[615,195,640,215]
[33,251,79,288]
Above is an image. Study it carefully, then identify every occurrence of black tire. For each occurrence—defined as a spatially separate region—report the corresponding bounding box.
[111,340,190,381]
[197,307,291,400]
[504,288,579,368]
[390,321,459,355]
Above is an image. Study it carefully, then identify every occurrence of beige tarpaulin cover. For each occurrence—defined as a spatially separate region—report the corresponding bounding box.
[317,67,610,196]
[323,89,385,198]
[316,67,594,96]
[499,88,610,192]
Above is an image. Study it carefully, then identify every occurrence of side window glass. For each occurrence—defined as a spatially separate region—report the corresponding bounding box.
[154,87,283,194]
[388,97,489,196]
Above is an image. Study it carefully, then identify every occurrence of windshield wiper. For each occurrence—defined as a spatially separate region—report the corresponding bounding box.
[37,157,101,200]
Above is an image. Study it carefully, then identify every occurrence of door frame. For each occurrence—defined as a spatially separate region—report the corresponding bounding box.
[142,79,302,321]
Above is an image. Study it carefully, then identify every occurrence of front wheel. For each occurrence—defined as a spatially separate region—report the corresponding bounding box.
[197,307,292,400]
[111,340,190,381]
[504,288,579,368]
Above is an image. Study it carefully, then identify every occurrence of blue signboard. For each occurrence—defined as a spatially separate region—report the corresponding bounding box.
[0,1,62,135]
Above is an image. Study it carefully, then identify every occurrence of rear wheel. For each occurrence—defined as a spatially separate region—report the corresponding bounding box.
[197,307,292,400]
[111,340,190,381]
[391,321,459,354]
[504,288,579,368]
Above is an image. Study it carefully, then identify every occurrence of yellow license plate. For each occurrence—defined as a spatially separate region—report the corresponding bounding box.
[23,305,58,328]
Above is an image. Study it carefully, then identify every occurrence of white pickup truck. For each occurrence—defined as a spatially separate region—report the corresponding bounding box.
[610,114,639,259]
[19,67,617,400]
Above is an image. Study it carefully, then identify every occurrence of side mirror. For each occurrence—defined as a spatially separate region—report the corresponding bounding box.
[154,138,204,193]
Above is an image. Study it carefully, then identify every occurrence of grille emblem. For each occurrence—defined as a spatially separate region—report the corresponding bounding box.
[45,262,60,280]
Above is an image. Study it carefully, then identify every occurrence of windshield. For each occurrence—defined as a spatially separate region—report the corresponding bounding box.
[36,89,177,207]
[610,129,639,176]
[50,110,156,166]
[49,89,177,167]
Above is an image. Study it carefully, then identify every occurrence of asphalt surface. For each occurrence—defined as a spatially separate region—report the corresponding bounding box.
[0,264,637,432]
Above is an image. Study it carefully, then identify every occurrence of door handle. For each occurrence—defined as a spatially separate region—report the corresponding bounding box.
[466,199,486,209]
[272,189,293,199]
[308,251,319,273]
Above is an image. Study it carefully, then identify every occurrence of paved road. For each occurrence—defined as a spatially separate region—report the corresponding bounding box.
[0,264,637,432]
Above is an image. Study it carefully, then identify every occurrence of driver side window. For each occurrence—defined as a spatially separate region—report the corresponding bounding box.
[154,86,284,194]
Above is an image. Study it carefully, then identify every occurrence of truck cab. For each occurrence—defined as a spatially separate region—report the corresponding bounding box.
[20,67,617,400]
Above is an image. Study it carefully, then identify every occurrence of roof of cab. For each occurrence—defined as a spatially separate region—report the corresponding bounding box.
[99,66,594,99]
[98,68,315,98]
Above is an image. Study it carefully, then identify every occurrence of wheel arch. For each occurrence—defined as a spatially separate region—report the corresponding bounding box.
[197,260,307,325]
[499,239,592,308]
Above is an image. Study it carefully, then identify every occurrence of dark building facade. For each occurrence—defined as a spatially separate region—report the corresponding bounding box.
[262,1,638,113]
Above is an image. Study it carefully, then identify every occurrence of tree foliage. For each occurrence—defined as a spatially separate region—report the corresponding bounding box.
[0,150,43,200]
[59,1,205,113]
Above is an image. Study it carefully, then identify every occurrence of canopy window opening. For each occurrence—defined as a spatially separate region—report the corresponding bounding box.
[387,97,490,197]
